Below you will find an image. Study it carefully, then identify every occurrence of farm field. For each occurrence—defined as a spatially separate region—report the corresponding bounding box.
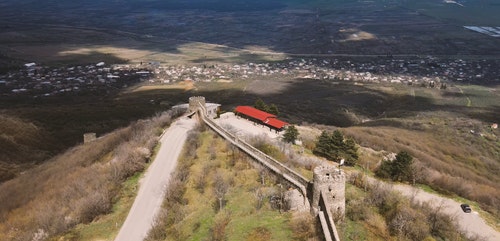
[1,0,500,70]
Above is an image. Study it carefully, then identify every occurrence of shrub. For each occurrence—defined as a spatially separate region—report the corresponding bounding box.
[290,212,319,241]
[76,190,112,223]
[283,125,299,144]
[210,211,231,241]
[376,151,414,182]
[145,211,167,241]
[250,135,286,161]
[245,227,272,241]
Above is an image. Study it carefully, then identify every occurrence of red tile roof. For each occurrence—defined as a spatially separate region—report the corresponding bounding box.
[235,106,275,121]
[235,106,288,129]
[265,118,288,129]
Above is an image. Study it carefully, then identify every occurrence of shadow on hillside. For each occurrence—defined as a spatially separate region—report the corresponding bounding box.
[128,79,499,127]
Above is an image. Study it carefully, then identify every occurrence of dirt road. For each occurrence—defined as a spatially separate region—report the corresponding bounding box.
[114,117,195,241]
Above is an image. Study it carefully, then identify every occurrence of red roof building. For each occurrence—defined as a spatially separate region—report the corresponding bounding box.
[234,106,288,130]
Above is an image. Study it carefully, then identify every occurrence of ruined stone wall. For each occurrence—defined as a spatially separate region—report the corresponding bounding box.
[312,165,345,241]
[192,96,344,240]
[83,133,97,143]
[312,165,346,216]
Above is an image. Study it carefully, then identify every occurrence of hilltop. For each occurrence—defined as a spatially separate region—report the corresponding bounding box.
[0,0,499,240]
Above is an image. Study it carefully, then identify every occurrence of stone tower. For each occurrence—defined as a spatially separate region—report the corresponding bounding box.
[311,165,346,217]
[189,96,206,112]
[83,133,97,143]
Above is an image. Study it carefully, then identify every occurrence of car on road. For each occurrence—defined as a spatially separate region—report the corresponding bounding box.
[461,204,472,213]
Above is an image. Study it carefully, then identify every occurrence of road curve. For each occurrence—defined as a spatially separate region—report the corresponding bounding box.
[114,117,195,241]
[392,184,500,241]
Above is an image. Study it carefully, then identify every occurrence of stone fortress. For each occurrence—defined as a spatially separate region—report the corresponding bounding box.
[189,96,220,119]
[188,96,345,241]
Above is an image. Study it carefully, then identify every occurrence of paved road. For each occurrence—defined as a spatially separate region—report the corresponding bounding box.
[392,183,500,241]
[114,117,195,241]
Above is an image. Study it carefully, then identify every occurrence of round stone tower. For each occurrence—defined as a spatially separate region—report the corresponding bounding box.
[312,165,346,216]
[189,96,206,112]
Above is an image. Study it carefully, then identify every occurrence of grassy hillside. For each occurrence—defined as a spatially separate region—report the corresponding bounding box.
[288,81,500,218]
[146,127,315,241]
[147,126,472,241]
[343,120,500,217]
[342,174,470,241]
[2,74,498,220]
[0,111,176,241]
[0,114,55,181]
[0,88,191,181]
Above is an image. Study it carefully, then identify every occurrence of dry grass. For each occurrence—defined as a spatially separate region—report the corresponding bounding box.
[0,114,54,181]
[146,128,317,241]
[342,177,470,241]
[342,122,500,217]
[129,84,190,93]
[0,111,178,241]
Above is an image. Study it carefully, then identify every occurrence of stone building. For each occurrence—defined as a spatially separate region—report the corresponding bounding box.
[312,165,346,217]
[83,133,97,143]
[189,96,220,118]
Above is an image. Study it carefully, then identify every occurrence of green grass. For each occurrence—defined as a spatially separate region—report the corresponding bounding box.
[149,130,299,241]
[415,184,441,195]
[224,189,293,241]
[458,85,499,108]
[339,219,368,241]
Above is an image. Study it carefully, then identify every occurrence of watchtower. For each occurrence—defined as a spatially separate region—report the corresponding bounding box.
[189,96,206,113]
[312,165,346,217]
[83,133,97,143]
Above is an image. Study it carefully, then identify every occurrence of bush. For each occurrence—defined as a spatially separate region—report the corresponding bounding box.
[245,227,272,241]
[290,212,319,241]
[77,190,111,223]
[283,125,299,144]
[250,135,286,161]
[210,211,231,241]
[376,151,414,182]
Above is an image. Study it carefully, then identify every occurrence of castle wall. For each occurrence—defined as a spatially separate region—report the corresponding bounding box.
[312,165,346,216]
[190,96,345,240]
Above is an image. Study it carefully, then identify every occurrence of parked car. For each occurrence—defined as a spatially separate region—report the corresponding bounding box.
[461,204,472,213]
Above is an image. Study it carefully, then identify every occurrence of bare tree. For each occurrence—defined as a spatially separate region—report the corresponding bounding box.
[213,171,228,211]
[254,187,265,210]
[258,167,270,185]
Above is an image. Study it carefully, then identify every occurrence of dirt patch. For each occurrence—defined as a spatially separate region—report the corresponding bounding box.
[244,78,296,95]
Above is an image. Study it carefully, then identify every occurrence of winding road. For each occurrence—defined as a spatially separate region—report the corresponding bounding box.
[392,183,500,241]
[114,117,195,241]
